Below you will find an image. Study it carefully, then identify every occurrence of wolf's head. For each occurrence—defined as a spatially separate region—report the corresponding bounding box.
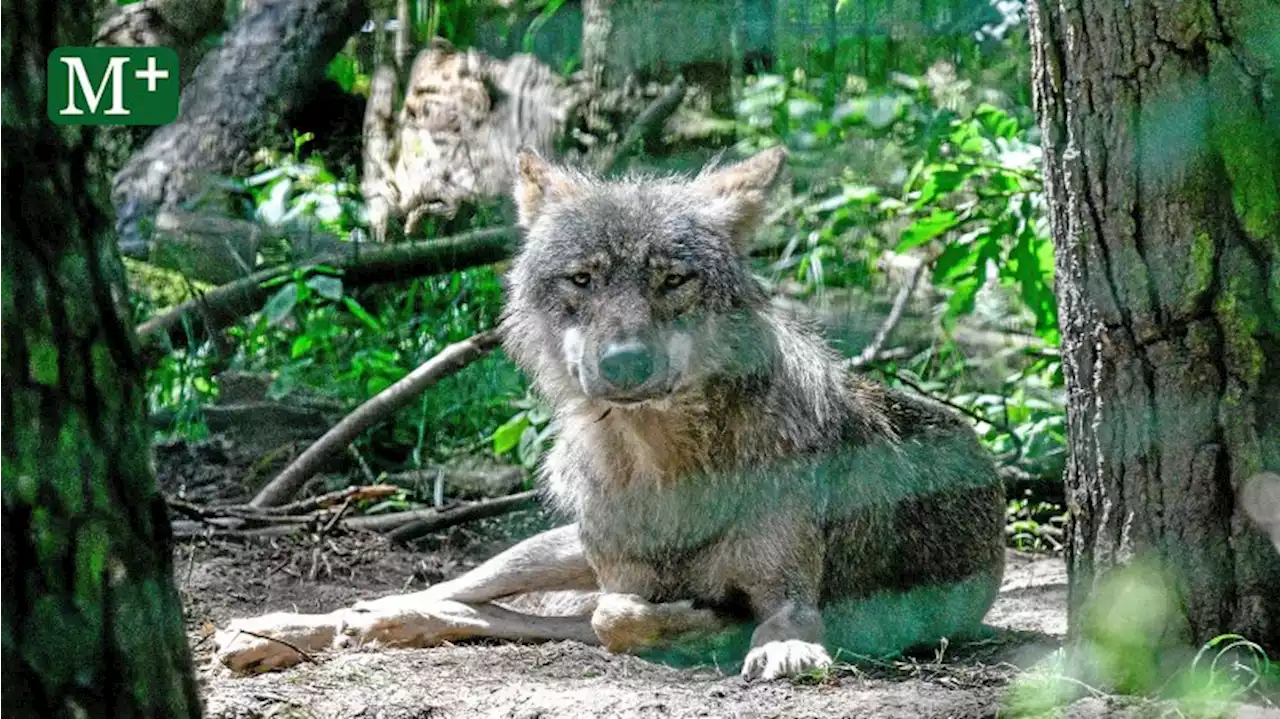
[501,147,788,409]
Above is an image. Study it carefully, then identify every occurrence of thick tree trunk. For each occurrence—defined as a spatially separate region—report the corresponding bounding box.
[1,2,202,717]
[111,0,367,254]
[90,0,230,218]
[1029,0,1280,654]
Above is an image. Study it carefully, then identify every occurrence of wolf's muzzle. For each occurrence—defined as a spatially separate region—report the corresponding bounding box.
[598,339,659,392]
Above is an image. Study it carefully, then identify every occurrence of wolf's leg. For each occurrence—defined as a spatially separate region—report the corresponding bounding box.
[728,517,834,681]
[590,593,731,653]
[215,524,599,673]
[353,523,597,609]
[740,598,832,681]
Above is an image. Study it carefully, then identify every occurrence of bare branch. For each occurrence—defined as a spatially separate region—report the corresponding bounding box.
[248,331,503,508]
[849,260,926,370]
[136,226,519,350]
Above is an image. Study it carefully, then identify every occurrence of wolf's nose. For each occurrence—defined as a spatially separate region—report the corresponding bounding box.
[598,341,654,390]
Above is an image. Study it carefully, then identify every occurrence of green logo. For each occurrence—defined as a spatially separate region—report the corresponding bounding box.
[47,47,179,126]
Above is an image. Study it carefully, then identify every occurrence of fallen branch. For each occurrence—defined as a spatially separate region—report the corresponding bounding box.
[384,489,538,544]
[248,330,503,508]
[137,226,519,349]
[167,485,399,532]
[136,219,797,355]
[849,260,926,370]
[260,484,400,516]
[170,489,538,541]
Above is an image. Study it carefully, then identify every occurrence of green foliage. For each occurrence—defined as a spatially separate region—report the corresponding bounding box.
[142,147,526,471]
[228,260,522,461]
[736,66,1065,538]
[240,133,367,239]
[490,392,556,470]
[742,70,1054,335]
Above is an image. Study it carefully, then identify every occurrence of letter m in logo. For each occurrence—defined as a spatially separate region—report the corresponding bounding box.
[47,47,179,126]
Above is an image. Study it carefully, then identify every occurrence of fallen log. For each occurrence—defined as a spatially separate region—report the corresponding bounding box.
[136,226,519,348]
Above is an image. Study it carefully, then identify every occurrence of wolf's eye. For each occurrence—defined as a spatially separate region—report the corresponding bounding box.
[663,273,692,289]
[568,272,592,288]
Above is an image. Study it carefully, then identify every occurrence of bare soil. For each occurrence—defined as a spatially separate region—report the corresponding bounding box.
[162,442,1231,719]
[177,514,1076,719]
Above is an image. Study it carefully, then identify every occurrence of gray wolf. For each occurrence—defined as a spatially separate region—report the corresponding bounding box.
[214,147,1007,681]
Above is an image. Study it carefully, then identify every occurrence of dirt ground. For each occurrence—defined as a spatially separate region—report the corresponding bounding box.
[177,515,1075,719]
[162,443,1271,719]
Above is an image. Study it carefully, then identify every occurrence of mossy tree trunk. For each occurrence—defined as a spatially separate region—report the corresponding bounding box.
[1028,0,1280,653]
[1,2,203,717]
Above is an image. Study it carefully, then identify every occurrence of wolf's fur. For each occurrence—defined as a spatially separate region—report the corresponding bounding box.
[213,148,1005,681]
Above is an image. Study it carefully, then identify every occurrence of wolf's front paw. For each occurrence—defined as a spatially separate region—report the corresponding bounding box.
[335,597,475,649]
[214,611,342,674]
[741,639,832,681]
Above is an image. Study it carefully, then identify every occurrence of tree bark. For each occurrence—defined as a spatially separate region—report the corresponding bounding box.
[1,2,202,717]
[1029,0,1280,653]
[111,0,367,253]
[90,0,231,186]
[581,0,617,88]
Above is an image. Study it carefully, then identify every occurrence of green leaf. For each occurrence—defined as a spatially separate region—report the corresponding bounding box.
[493,412,530,456]
[258,178,293,225]
[290,335,314,359]
[244,167,286,187]
[263,283,298,326]
[915,168,971,207]
[307,275,344,301]
[366,375,392,396]
[259,274,292,289]
[896,210,959,251]
[517,425,542,468]
[932,239,980,284]
[342,297,382,331]
[944,274,983,326]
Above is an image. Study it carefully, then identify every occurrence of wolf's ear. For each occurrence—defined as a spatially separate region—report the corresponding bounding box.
[514,147,576,229]
[693,146,788,248]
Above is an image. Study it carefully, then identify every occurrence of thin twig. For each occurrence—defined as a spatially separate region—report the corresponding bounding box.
[875,366,1018,438]
[385,489,538,544]
[347,445,378,485]
[232,629,319,665]
[319,498,353,537]
[849,260,926,369]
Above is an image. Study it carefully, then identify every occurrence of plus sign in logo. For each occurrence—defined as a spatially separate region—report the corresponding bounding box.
[47,47,179,126]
